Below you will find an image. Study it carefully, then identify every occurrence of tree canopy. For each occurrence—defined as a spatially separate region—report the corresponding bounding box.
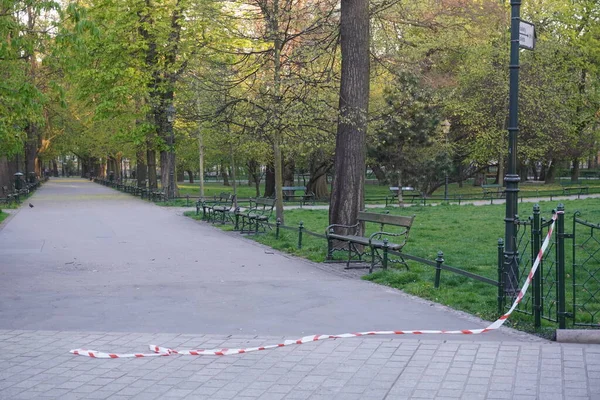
[1,0,599,204]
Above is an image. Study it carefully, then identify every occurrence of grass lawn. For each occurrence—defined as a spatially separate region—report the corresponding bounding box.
[174,178,600,203]
[184,197,600,335]
[0,211,8,224]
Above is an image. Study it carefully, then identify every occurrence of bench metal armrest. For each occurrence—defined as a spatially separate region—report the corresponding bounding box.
[369,232,408,250]
[326,222,359,236]
[369,230,408,245]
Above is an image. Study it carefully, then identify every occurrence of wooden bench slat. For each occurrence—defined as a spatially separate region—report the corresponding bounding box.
[357,211,414,227]
[326,211,414,273]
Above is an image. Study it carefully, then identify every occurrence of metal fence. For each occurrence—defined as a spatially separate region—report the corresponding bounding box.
[503,204,600,329]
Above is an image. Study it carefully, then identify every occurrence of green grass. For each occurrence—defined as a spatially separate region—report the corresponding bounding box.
[0,211,8,224]
[184,197,600,334]
[173,178,600,204]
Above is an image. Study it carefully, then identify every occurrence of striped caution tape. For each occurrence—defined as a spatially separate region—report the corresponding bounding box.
[70,213,558,359]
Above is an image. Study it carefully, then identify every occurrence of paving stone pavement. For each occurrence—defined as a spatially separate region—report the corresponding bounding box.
[0,330,599,400]
[1,178,599,399]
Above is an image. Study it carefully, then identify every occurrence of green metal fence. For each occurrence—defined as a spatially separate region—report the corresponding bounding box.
[503,204,600,329]
[572,214,600,327]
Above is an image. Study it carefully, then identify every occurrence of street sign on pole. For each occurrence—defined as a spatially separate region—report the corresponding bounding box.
[519,20,535,50]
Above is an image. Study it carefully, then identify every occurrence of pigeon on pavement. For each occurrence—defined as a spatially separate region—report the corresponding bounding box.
[29,203,34,208]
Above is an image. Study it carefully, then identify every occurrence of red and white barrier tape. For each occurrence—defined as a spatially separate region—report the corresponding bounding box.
[71,213,558,359]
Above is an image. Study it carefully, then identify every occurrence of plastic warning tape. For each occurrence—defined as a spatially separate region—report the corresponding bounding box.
[70,213,558,359]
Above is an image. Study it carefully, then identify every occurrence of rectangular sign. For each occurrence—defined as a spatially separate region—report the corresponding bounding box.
[519,20,535,50]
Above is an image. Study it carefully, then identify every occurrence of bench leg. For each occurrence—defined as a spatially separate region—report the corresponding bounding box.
[382,245,388,270]
[346,242,352,268]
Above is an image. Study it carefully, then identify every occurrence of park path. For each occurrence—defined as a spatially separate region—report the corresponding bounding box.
[0,178,527,340]
[1,178,599,400]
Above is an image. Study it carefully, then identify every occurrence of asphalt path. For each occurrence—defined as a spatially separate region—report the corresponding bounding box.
[0,178,540,342]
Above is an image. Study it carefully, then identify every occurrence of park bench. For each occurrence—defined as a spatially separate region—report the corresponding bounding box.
[326,211,415,273]
[282,186,315,205]
[235,197,276,233]
[196,192,231,218]
[481,184,505,199]
[13,183,29,197]
[385,186,421,206]
[208,194,237,224]
[580,170,598,179]
[560,180,589,196]
[1,186,18,204]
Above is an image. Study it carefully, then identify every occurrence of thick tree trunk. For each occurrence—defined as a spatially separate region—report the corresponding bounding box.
[52,159,58,177]
[147,146,157,189]
[329,0,369,234]
[24,124,38,180]
[571,158,580,182]
[136,149,147,188]
[307,152,331,200]
[519,160,528,182]
[530,161,538,181]
[283,156,295,186]
[497,157,505,184]
[264,163,275,198]
[186,170,194,183]
[221,162,230,186]
[544,160,556,183]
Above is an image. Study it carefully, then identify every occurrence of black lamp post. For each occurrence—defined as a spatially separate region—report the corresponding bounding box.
[504,0,523,294]
[166,104,176,200]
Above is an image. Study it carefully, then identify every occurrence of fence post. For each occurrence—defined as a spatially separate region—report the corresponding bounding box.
[532,204,542,328]
[186,195,189,207]
[434,251,444,289]
[497,238,505,316]
[298,221,304,249]
[556,204,566,329]
[276,218,281,239]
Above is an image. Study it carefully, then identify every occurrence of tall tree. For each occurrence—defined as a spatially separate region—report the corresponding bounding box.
[329,0,370,231]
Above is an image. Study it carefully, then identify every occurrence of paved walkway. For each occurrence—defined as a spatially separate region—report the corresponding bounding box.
[0,178,598,400]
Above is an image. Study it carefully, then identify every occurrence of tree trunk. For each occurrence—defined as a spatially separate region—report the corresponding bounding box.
[530,160,538,181]
[147,146,157,189]
[473,173,485,186]
[136,149,147,188]
[571,158,580,182]
[247,159,261,197]
[329,0,369,234]
[307,152,331,199]
[519,160,528,182]
[283,156,295,186]
[221,162,230,186]
[370,164,388,185]
[544,160,556,183]
[230,143,237,208]
[264,162,275,198]
[186,170,194,183]
[198,131,204,196]
[497,157,505,185]
[52,159,58,177]
[273,135,284,222]
[24,124,38,180]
